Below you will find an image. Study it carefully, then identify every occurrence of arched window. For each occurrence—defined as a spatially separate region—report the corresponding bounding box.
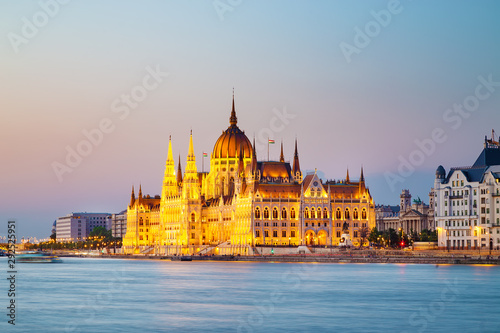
[272,207,278,219]
[255,207,261,219]
[264,207,269,219]
[362,209,367,219]
[304,208,310,219]
[336,209,341,219]
[310,189,315,197]
[291,208,296,219]
[282,208,287,219]
[323,208,328,219]
[353,209,359,219]
[190,213,196,222]
[311,207,316,219]
[139,217,144,226]
[345,208,350,219]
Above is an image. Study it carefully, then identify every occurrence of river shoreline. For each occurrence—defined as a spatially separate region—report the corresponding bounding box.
[57,252,500,265]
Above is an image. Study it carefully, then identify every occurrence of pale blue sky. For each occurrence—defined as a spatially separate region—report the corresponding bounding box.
[1,0,500,238]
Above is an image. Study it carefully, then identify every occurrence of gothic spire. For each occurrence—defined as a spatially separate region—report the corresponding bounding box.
[346,168,350,183]
[229,89,237,126]
[360,166,365,182]
[280,140,285,163]
[138,184,142,199]
[129,186,135,207]
[177,154,183,185]
[187,130,195,161]
[292,138,300,174]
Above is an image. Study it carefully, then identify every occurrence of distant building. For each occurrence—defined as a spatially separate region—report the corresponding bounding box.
[111,210,127,238]
[434,132,500,251]
[56,213,111,241]
[376,189,435,235]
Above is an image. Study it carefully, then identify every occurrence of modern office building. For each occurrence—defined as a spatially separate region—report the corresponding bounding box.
[56,213,111,241]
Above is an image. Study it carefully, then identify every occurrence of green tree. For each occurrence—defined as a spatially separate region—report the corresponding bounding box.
[89,226,112,241]
[359,226,370,248]
[368,227,380,243]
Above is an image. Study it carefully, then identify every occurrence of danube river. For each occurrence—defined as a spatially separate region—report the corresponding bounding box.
[1,258,499,332]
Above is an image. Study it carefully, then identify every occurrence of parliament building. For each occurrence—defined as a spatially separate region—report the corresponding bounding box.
[123,96,375,255]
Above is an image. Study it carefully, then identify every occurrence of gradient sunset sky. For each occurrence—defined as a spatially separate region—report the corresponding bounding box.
[1,0,500,239]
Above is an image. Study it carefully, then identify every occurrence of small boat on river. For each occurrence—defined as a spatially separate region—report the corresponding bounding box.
[17,251,62,263]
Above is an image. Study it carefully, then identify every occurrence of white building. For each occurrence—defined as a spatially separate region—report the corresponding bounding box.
[111,210,127,238]
[376,189,434,234]
[434,133,500,251]
[56,213,112,241]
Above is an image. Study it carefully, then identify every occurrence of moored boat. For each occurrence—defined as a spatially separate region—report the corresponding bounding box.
[17,251,62,263]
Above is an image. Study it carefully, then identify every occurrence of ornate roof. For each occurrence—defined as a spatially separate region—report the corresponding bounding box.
[211,94,252,159]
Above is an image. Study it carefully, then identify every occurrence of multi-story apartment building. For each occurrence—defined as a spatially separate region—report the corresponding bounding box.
[56,212,112,241]
[434,133,500,251]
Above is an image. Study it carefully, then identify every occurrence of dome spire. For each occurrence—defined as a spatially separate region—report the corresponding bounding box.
[229,88,237,126]
[280,140,285,163]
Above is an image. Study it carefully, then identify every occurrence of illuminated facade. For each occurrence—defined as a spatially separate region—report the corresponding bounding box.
[434,132,500,251]
[123,96,375,255]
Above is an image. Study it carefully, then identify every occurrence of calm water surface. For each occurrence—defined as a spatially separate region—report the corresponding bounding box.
[0,258,499,333]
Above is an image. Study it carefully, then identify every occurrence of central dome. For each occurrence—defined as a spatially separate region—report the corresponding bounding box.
[211,95,253,159]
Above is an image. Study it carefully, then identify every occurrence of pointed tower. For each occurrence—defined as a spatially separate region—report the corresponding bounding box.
[279,141,285,163]
[182,130,199,199]
[359,166,366,192]
[129,186,135,207]
[177,154,183,186]
[138,184,143,203]
[292,138,302,183]
[230,89,237,127]
[162,136,179,198]
[346,168,350,183]
[251,137,258,180]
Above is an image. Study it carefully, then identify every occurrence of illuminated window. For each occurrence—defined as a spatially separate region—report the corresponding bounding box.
[282,208,287,219]
[311,207,316,219]
[264,207,269,219]
[353,209,359,219]
[336,231,341,237]
[305,208,310,219]
[323,208,328,219]
[190,213,196,222]
[255,230,260,237]
[345,208,350,219]
[255,207,261,219]
[362,209,367,219]
[282,230,286,237]
[273,230,278,237]
[264,230,269,237]
[291,208,296,219]
[291,230,296,237]
[336,209,341,219]
[273,207,278,219]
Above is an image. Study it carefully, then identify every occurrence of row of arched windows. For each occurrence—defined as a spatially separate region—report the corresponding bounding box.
[335,208,367,220]
[304,207,328,219]
[255,207,296,220]
[254,207,368,220]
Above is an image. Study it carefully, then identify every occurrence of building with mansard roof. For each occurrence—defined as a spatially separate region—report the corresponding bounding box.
[434,131,500,251]
[123,95,375,255]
